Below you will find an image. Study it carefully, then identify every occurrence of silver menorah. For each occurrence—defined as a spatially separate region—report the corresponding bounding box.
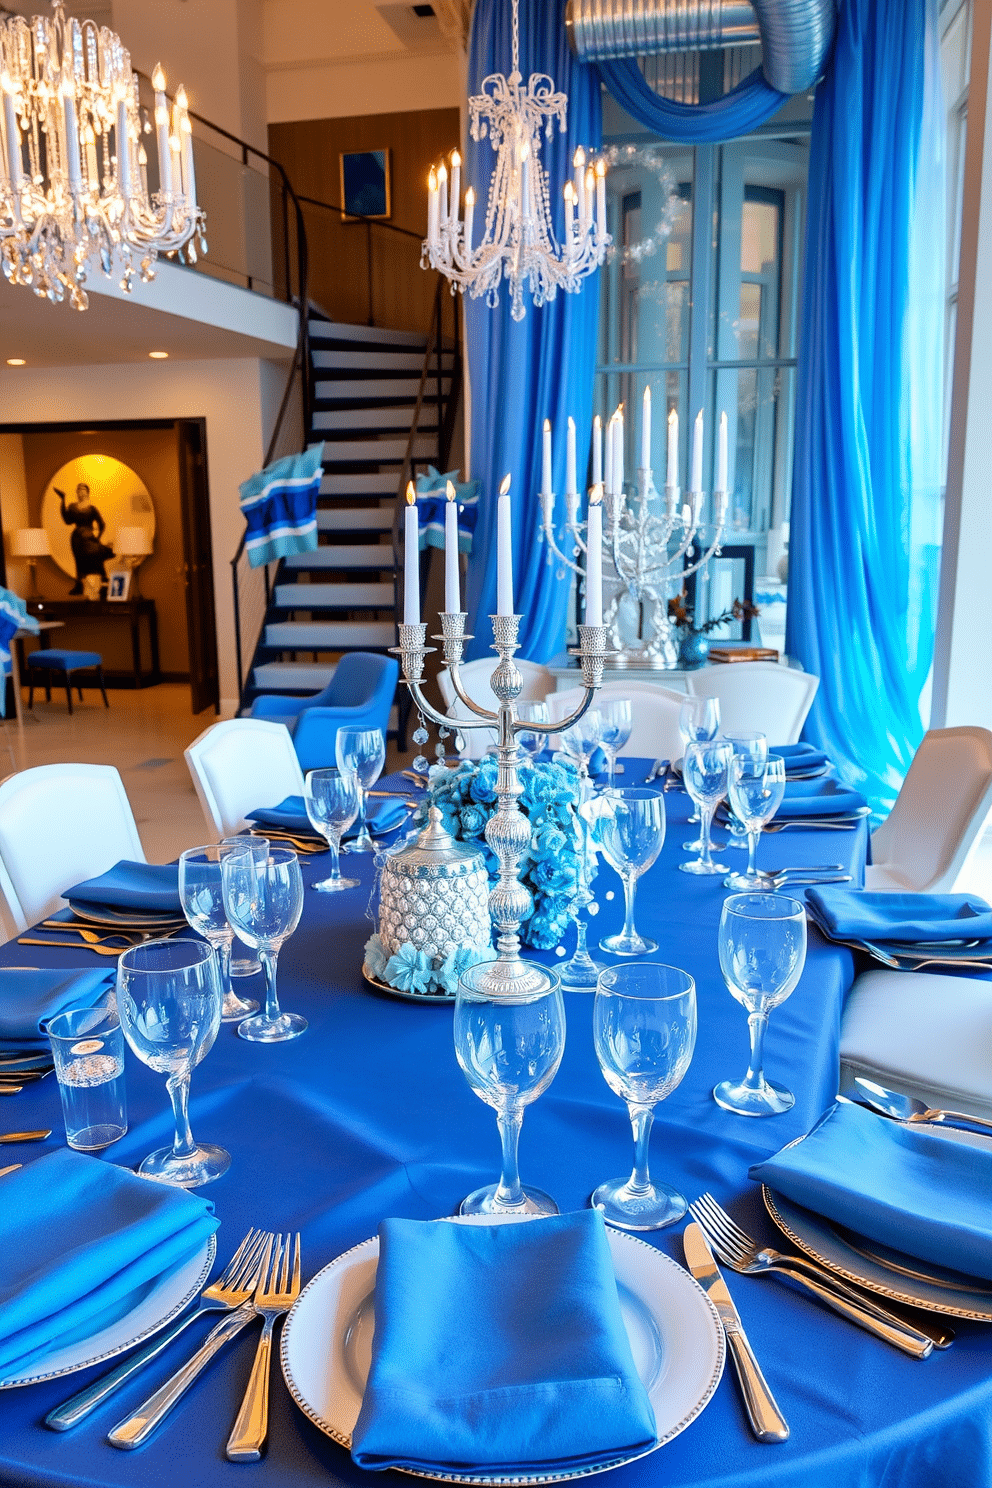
[540,465,728,668]
[391,612,610,999]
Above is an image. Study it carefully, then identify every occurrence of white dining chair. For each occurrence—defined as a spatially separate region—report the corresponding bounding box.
[437,659,555,762]
[185,718,305,839]
[865,727,992,892]
[548,683,685,762]
[840,969,992,1119]
[0,763,146,937]
[686,662,818,744]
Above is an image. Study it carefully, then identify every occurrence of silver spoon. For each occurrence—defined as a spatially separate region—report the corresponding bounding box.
[853,1077,992,1136]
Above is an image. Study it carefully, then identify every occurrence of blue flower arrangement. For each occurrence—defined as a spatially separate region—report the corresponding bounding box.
[419,756,589,950]
[364,933,496,997]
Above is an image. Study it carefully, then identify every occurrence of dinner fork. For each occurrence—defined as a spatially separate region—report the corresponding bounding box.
[17,938,128,957]
[47,1229,272,1431]
[689,1196,946,1355]
[39,922,148,945]
[226,1231,302,1461]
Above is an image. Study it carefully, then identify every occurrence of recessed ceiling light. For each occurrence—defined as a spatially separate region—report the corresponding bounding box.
[148,350,169,359]
[6,358,26,366]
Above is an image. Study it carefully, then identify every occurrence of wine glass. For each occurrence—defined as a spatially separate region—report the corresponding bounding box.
[560,707,603,786]
[679,696,721,835]
[117,939,229,1188]
[599,699,633,789]
[454,963,565,1216]
[336,727,386,854]
[179,845,259,1023]
[722,732,767,851]
[593,788,666,956]
[558,796,605,991]
[303,768,361,891]
[221,845,306,1043]
[516,701,550,764]
[724,755,787,890]
[221,835,266,979]
[679,739,734,876]
[592,963,697,1229]
[713,893,807,1116]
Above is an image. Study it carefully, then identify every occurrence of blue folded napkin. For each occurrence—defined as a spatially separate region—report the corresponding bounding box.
[247,795,410,838]
[0,1149,219,1375]
[66,861,181,916]
[775,777,867,818]
[351,1211,657,1474]
[750,1101,992,1282]
[805,887,992,945]
[0,968,115,1045]
[769,742,830,774]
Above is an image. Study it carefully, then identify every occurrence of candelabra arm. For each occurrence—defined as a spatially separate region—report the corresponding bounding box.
[679,521,727,580]
[447,661,499,721]
[542,519,585,579]
[404,680,495,733]
[518,687,597,738]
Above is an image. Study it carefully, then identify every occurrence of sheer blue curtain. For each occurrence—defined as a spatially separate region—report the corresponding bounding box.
[595,60,787,141]
[786,0,945,815]
[464,0,601,662]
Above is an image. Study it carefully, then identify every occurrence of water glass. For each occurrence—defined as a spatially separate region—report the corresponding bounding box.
[679,739,734,876]
[599,699,633,789]
[724,755,787,890]
[721,733,767,851]
[560,707,603,783]
[179,845,259,1022]
[304,768,361,891]
[678,696,720,827]
[117,940,228,1187]
[221,845,306,1043]
[592,963,696,1229]
[221,835,267,979]
[454,963,565,1216]
[516,701,550,763]
[336,727,386,854]
[713,893,807,1116]
[594,788,666,956]
[47,1006,127,1151]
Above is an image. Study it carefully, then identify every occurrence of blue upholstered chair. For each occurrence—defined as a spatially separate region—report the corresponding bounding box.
[26,649,108,715]
[249,652,399,771]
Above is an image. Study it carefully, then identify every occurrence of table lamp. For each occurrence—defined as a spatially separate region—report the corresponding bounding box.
[114,526,153,596]
[10,528,50,599]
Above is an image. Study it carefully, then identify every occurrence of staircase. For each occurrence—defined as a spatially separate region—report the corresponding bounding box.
[239,301,460,726]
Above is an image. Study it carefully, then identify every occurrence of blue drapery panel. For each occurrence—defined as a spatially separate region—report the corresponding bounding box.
[786,0,944,815]
[464,0,602,662]
[595,60,788,141]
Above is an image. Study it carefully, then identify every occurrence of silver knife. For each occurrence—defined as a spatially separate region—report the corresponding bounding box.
[683,1221,790,1443]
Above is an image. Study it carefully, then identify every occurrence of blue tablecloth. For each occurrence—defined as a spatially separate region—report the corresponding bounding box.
[0,763,988,1488]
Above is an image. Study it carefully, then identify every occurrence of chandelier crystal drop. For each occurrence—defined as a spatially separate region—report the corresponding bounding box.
[0,1,205,310]
[422,0,610,321]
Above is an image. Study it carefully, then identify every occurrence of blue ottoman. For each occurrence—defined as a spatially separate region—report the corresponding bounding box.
[26,649,109,715]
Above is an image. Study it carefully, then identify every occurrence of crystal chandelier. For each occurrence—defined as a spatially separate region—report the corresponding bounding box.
[0,1,205,310]
[422,0,610,322]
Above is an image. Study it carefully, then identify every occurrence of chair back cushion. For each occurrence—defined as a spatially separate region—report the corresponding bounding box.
[184,720,305,839]
[871,727,992,891]
[548,683,685,761]
[686,662,818,743]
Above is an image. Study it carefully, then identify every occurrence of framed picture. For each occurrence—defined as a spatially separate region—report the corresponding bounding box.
[107,568,131,602]
[339,149,391,222]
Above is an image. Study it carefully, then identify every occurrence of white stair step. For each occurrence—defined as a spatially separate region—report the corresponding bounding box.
[275,582,395,607]
[266,620,396,648]
[252,662,337,691]
[313,348,452,373]
[283,545,393,569]
[320,472,397,497]
[313,404,439,432]
[316,376,449,402]
[308,319,428,348]
[323,435,434,463]
[317,509,392,531]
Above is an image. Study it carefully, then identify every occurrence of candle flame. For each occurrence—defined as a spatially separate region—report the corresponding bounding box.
[594,414,602,430]
[499,474,511,496]
[563,181,574,203]
[567,415,575,431]
[138,143,148,165]
[584,166,595,192]
[643,385,651,404]
[428,166,437,190]
[519,140,530,162]
[595,157,606,178]
[151,64,166,92]
[405,481,416,506]
[668,408,677,424]
[465,185,475,205]
[437,161,447,182]
[695,408,704,422]
[175,85,188,110]
[169,134,181,153]
[446,480,456,502]
[543,417,551,433]
[451,149,461,167]
[589,483,604,505]
[573,146,586,169]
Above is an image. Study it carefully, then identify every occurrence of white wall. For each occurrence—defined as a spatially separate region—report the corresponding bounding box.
[0,358,287,712]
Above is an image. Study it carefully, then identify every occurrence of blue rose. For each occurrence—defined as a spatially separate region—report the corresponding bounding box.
[459,802,488,837]
[433,941,497,995]
[383,941,433,994]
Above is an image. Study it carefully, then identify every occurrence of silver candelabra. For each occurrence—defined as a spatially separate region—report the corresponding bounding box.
[540,466,728,668]
[391,612,610,1000]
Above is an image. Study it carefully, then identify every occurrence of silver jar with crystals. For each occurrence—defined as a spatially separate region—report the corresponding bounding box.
[378,806,491,964]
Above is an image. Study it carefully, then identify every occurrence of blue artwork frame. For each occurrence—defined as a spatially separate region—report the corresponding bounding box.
[339,149,391,222]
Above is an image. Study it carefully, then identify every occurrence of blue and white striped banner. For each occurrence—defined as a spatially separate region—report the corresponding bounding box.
[415,466,479,553]
[0,588,37,717]
[239,444,325,569]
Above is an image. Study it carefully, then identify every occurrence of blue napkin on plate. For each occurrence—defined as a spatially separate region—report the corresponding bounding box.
[805,887,992,944]
[774,777,867,818]
[768,742,830,774]
[0,1148,219,1375]
[247,795,410,838]
[65,861,182,916]
[351,1211,657,1474]
[750,1101,992,1282]
[0,967,115,1046]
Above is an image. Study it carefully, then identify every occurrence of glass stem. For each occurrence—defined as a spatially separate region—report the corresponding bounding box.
[167,1069,197,1160]
[747,828,760,879]
[744,1010,769,1091]
[493,1105,525,1208]
[606,750,615,789]
[699,805,716,869]
[259,947,281,1023]
[627,1103,655,1194]
[356,787,367,835]
[621,871,639,944]
[325,831,342,883]
[217,938,233,998]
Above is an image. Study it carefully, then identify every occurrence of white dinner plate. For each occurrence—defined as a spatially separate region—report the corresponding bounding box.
[280,1214,725,1484]
[0,1234,216,1388]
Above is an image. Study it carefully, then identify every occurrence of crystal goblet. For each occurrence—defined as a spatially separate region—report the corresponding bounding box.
[179,845,259,1022]
[594,787,666,956]
[304,767,361,890]
[724,755,787,890]
[599,698,632,789]
[679,696,721,836]
[679,739,734,876]
[721,732,767,852]
[336,727,386,854]
[221,845,306,1043]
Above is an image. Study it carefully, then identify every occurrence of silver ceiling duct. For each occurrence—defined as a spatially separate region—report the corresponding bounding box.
[565,0,837,95]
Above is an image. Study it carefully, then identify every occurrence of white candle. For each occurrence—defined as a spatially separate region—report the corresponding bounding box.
[62,87,81,194]
[463,185,475,256]
[585,488,603,627]
[496,473,513,615]
[715,488,729,525]
[717,409,728,492]
[428,167,439,246]
[690,408,703,493]
[595,158,606,237]
[573,146,586,218]
[584,166,595,224]
[640,385,651,470]
[613,411,624,495]
[403,483,420,624]
[152,64,172,200]
[519,141,530,221]
[83,123,98,193]
[604,415,614,496]
[565,416,577,496]
[444,480,460,613]
[138,142,149,197]
[437,162,448,227]
[542,418,553,496]
[682,503,692,528]
[180,114,196,206]
[592,415,602,486]
[449,149,460,223]
[666,408,678,487]
[116,97,131,197]
[3,81,22,192]
[563,181,575,248]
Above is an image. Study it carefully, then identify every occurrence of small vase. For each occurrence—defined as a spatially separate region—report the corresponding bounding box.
[679,632,710,670]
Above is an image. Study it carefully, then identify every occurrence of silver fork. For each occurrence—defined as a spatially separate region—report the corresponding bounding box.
[689,1195,947,1355]
[226,1231,302,1461]
[47,1229,272,1431]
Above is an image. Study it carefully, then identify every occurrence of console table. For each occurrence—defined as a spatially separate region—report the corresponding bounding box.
[26,598,160,689]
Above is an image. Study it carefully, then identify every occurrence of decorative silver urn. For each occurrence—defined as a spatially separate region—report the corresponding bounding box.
[378,806,491,965]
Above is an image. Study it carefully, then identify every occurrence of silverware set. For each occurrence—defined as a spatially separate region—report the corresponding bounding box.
[16,917,191,955]
[0,1056,55,1095]
[847,1077,992,1136]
